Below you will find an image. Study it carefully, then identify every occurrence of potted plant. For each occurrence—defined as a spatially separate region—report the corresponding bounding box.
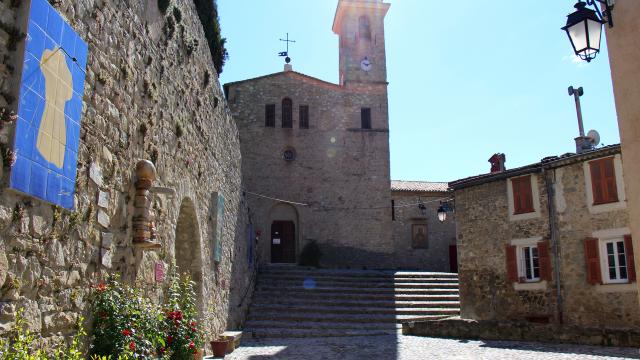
[210,338,231,357]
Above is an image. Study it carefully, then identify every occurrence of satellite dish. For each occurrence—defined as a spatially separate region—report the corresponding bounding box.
[587,129,601,146]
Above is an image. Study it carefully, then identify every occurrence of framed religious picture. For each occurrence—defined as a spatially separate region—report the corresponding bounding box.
[412,223,428,249]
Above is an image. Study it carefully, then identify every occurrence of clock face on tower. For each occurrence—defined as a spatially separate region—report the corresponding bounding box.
[360,57,372,72]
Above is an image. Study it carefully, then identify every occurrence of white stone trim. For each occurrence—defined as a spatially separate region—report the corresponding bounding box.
[583,154,626,214]
[510,236,543,247]
[593,227,632,285]
[506,174,541,221]
[514,280,547,291]
[595,283,637,293]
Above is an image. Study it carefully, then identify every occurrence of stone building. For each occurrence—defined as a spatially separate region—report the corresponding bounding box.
[224,0,394,268]
[0,0,253,351]
[450,145,638,329]
[390,180,456,271]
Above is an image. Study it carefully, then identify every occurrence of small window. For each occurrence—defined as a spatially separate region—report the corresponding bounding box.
[589,157,618,205]
[603,239,628,283]
[282,98,293,128]
[391,200,395,221]
[265,104,275,127]
[299,105,309,129]
[521,246,540,282]
[361,108,371,129]
[358,16,371,41]
[512,176,534,214]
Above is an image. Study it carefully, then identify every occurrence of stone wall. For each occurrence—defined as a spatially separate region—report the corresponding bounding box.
[453,149,638,329]
[225,71,393,268]
[0,0,253,352]
[391,190,456,271]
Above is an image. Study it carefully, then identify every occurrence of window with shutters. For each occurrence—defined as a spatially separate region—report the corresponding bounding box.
[511,175,534,215]
[299,105,309,129]
[265,104,275,127]
[589,157,618,205]
[358,16,371,41]
[282,98,293,128]
[507,237,551,289]
[585,231,636,286]
[361,108,371,129]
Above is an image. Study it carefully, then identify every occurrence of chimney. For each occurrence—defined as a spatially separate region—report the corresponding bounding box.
[284,63,293,72]
[489,153,506,173]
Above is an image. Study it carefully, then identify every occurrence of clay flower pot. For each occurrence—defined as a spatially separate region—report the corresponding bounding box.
[210,339,230,357]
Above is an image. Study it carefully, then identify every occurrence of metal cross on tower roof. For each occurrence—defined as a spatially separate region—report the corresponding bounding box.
[278,33,296,64]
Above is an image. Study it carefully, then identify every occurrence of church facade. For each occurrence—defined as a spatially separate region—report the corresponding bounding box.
[225,0,395,268]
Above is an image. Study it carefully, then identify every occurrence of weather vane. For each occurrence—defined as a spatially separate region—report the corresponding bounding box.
[278,33,296,64]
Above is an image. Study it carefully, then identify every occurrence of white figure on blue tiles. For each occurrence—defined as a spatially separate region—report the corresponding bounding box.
[37,47,72,169]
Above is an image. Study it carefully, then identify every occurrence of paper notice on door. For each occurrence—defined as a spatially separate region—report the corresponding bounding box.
[272,238,281,245]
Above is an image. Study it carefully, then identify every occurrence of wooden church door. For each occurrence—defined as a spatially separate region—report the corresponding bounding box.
[271,221,296,263]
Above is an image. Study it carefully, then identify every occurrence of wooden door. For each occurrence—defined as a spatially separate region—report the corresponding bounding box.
[271,221,296,263]
[449,245,458,273]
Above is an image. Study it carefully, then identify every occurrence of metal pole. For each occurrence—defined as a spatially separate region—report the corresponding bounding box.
[574,92,585,137]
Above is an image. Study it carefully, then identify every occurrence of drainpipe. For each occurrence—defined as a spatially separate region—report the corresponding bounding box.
[543,167,563,324]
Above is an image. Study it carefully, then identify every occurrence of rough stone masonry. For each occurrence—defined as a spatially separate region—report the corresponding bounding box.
[0,0,253,350]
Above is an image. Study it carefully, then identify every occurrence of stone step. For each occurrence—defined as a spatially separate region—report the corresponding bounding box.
[249,304,460,316]
[258,274,458,284]
[254,286,459,295]
[243,320,403,331]
[259,267,458,279]
[252,292,460,302]
[250,299,460,308]
[243,328,399,339]
[256,281,459,289]
[248,312,450,324]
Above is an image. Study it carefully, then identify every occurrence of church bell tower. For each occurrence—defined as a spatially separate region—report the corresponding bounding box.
[333,0,390,86]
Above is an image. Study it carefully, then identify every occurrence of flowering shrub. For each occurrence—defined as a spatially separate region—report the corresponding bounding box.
[90,274,203,359]
[163,275,203,359]
[90,276,166,359]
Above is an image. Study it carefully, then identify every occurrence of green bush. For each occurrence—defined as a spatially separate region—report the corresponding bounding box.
[0,308,85,360]
[298,240,322,267]
[193,0,228,74]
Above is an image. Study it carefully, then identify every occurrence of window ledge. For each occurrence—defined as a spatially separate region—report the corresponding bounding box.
[595,283,637,293]
[513,280,547,291]
[346,128,389,133]
[588,200,626,214]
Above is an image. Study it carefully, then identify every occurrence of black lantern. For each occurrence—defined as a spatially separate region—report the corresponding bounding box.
[562,0,614,63]
[437,205,447,223]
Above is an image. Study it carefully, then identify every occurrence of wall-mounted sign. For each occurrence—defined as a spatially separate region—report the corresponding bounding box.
[213,193,225,264]
[272,238,281,245]
[155,262,165,283]
[10,0,88,209]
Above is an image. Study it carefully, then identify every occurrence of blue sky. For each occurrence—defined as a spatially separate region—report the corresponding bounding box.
[218,0,619,182]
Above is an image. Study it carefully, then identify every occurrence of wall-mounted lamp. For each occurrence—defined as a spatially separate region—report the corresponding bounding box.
[418,202,427,216]
[437,200,454,223]
[562,0,615,62]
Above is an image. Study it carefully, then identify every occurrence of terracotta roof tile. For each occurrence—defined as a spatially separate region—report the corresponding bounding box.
[391,180,449,192]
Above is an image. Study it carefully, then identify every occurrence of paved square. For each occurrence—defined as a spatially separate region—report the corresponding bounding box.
[226,334,640,360]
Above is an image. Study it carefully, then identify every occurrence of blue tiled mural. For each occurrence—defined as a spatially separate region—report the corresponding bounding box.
[10,0,88,209]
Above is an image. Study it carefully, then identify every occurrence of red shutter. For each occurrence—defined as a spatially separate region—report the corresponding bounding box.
[512,176,534,214]
[602,158,619,203]
[625,235,636,283]
[584,237,602,285]
[538,240,552,281]
[590,160,604,204]
[506,245,518,283]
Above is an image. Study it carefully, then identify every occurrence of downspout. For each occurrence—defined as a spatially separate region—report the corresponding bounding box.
[543,167,564,324]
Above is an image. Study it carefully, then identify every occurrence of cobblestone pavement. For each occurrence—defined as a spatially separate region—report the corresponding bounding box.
[224,333,640,360]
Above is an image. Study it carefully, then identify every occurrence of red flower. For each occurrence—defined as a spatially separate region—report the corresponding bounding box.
[129,342,135,351]
[190,321,197,327]
[189,341,195,349]
[167,335,173,344]
[97,283,107,292]
[174,311,183,320]
[122,329,131,336]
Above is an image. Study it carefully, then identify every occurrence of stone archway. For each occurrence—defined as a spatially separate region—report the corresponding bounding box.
[174,198,204,315]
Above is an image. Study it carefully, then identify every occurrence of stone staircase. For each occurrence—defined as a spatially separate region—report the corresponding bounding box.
[243,265,460,338]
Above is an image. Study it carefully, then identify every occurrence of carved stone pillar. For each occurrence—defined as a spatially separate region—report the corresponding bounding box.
[132,160,161,249]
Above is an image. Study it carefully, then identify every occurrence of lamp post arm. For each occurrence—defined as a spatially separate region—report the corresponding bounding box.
[587,0,614,27]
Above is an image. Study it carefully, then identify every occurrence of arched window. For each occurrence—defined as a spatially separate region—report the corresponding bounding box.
[358,16,371,41]
[282,98,293,128]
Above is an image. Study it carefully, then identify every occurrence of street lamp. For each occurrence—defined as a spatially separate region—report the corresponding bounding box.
[562,0,614,62]
[437,200,454,223]
[437,205,447,223]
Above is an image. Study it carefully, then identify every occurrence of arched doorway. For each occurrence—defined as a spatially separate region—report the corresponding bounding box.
[268,203,299,264]
[174,198,204,315]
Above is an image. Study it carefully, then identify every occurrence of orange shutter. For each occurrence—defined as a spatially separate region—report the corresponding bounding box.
[602,158,619,203]
[584,237,602,285]
[625,235,636,283]
[537,240,552,281]
[590,160,604,204]
[506,245,518,283]
[512,176,534,214]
